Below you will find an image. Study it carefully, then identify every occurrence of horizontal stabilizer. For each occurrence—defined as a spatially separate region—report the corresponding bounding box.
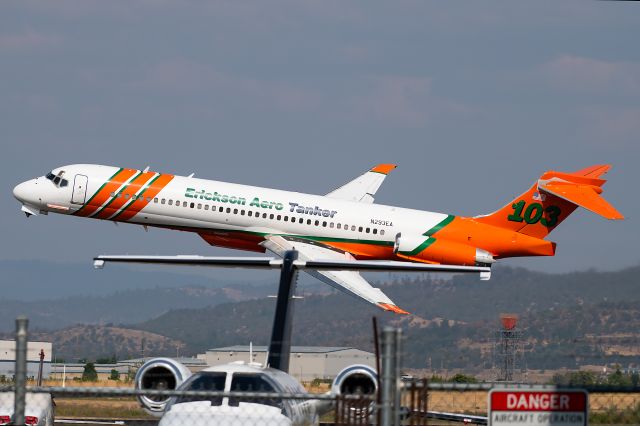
[538,181,623,220]
[573,164,611,178]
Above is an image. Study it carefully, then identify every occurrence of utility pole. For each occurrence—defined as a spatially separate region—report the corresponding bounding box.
[14,317,28,426]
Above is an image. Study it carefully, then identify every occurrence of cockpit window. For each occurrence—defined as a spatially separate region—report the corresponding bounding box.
[229,373,282,409]
[46,171,69,188]
[174,372,226,406]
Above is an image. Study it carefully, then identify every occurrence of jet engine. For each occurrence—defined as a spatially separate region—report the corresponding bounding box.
[134,357,192,416]
[394,233,495,265]
[331,364,378,397]
[330,364,378,420]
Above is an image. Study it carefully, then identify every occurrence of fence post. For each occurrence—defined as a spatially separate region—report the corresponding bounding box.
[393,327,402,426]
[380,326,401,426]
[14,316,28,426]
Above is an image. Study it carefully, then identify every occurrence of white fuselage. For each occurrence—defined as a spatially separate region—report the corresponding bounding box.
[13,164,449,259]
[159,362,321,426]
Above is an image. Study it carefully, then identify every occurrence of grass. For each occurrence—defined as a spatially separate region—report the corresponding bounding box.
[54,397,153,419]
[34,380,640,424]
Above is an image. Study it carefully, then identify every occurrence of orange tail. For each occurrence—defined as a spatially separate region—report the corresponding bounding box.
[475,165,623,239]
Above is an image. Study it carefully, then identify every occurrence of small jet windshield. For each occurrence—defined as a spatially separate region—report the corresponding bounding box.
[174,372,226,406]
[228,373,282,409]
[45,171,68,188]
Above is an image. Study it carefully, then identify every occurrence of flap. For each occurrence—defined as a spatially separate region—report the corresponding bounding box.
[261,235,409,314]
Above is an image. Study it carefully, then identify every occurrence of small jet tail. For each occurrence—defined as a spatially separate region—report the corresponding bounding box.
[475,165,623,239]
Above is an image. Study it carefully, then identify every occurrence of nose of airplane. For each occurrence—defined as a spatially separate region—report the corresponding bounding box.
[13,181,29,202]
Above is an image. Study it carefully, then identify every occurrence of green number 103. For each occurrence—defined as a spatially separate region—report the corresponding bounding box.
[508,200,561,227]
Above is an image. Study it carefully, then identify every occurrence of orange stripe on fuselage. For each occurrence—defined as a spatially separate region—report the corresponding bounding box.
[75,169,138,217]
[433,216,556,259]
[116,174,174,221]
[94,172,156,220]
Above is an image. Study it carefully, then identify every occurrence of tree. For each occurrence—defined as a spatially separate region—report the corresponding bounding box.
[450,373,478,383]
[606,368,632,387]
[550,371,597,386]
[428,375,445,383]
[82,362,98,382]
[109,369,120,381]
[96,355,117,364]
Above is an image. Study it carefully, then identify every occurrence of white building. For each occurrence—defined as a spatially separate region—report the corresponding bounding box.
[49,357,207,380]
[0,340,52,380]
[204,346,375,381]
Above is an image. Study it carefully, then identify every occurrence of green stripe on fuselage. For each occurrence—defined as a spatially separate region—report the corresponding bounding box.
[400,237,436,256]
[74,168,123,215]
[110,173,161,220]
[90,170,142,218]
[423,214,455,237]
[399,214,455,256]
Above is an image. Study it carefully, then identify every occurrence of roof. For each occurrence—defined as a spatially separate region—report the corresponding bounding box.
[208,346,359,354]
[119,357,207,366]
[50,363,129,374]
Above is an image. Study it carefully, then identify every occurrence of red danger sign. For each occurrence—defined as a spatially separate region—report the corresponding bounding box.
[489,389,587,426]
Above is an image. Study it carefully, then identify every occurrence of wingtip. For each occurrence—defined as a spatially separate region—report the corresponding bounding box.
[370,164,398,175]
[608,211,625,221]
[378,302,410,315]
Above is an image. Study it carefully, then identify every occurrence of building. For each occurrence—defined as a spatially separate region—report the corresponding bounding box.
[203,346,375,381]
[0,340,52,380]
[49,357,207,381]
[48,363,130,381]
[118,357,207,373]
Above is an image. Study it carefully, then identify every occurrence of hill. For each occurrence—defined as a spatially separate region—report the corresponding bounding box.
[133,264,640,370]
[0,259,278,332]
[0,259,275,301]
[0,285,271,332]
[1,325,186,362]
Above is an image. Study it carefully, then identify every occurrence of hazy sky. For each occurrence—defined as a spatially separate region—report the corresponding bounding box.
[2,1,638,274]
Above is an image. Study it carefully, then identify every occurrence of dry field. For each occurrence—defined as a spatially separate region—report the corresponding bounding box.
[427,390,640,415]
[42,379,133,388]
[38,380,640,421]
[54,397,152,419]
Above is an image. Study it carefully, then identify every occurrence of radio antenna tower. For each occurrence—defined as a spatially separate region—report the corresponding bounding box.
[494,314,524,382]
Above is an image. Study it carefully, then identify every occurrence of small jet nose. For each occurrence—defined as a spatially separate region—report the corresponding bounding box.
[13,181,29,202]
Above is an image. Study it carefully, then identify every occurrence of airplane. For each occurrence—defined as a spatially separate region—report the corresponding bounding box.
[133,356,378,426]
[12,163,623,314]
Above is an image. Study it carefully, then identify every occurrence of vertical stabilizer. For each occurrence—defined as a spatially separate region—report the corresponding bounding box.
[475,165,622,239]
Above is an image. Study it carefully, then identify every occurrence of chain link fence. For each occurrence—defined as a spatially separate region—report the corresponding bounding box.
[2,384,638,425]
[3,319,640,425]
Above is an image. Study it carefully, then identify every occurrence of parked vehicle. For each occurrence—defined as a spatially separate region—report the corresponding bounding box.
[0,392,54,426]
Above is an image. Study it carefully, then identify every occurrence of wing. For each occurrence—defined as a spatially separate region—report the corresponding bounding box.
[326,164,397,203]
[261,235,409,314]
[93,244,491,315]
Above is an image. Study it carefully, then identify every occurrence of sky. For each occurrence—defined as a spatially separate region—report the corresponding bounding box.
[1,1,638,275]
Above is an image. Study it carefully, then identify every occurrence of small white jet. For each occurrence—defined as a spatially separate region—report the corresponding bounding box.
[135,357,376,426]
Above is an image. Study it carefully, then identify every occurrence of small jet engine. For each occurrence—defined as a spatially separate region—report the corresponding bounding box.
[135,358,192,416]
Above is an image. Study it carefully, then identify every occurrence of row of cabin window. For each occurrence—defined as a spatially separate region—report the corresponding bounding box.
[109,191,386,236]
